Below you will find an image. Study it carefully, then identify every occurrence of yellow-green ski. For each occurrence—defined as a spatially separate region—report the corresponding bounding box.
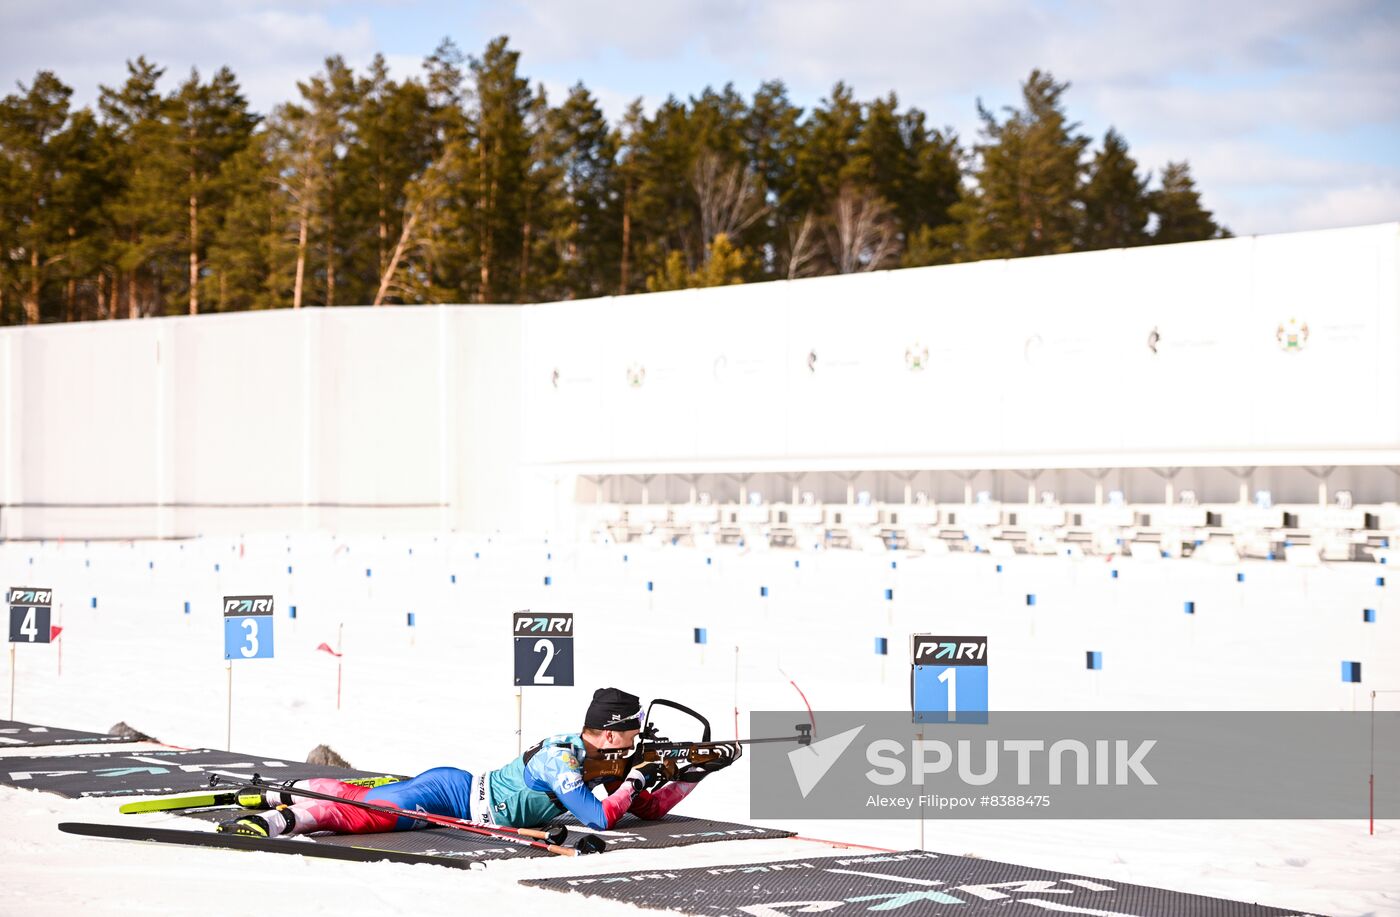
[118,776,400,814]
[119,792,238,814]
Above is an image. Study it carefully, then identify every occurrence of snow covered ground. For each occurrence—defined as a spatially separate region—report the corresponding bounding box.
[1,533,1397,916]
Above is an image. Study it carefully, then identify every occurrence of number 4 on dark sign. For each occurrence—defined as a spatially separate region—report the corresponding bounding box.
[8,587,53,645]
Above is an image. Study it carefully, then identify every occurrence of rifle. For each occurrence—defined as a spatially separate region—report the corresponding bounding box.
[580,697,813,784]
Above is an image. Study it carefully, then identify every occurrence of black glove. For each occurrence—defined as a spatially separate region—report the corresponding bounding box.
[677,742,741,783]
[625,760,666,793]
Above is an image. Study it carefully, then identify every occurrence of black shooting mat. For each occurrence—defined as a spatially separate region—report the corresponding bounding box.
[0,720,130,748]
[180,807,795,862]
[0,747,387,797]
[520,849,1318,916]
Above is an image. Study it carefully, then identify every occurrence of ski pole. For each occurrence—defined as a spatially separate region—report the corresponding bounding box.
[208,774,584,856]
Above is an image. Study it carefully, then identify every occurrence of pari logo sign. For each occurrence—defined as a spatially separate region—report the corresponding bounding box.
[912,635,987,724]
[8,585,54,644]
[513,611,574,686]
[223,597,273,616]
[8,589,53,606]
[223,594,274,660]
[513,614,574,635]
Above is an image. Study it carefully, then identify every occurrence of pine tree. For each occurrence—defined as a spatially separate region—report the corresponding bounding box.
[166,67,259,313]
[100,57,170,317]
[537,83,620,299]
[1080,128,1149,250]
[694,232,747,286]
[416,37,474,302]
[743,80,804,279]
[942,69,1089,261]
[792,82,863,220]
[1151,161,1227,244]
[469,36,535,303]
[644,232,747,291]
[206,138,278,312]
[623,95,706,285]
[265,56,356,309]
[0,71,74,323]
[47,107,112,321]
[342,55,434,305]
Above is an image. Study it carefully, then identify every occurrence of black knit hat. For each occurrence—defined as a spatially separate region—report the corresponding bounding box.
[585,687,643,731]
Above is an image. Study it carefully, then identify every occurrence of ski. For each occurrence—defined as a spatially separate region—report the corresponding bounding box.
[58,821,480,870]
[119,775,401,815]
[119,792,239,814]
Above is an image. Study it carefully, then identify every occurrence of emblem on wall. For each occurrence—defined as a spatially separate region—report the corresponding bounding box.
[626,362,647,388]
[905,342,929,372]
[550,368,560,389]
[1147,326,1160,355]
[1276,318,1308,352]
[712,355,728,381]
[1022,334,1044,364]
[806,349,818,373]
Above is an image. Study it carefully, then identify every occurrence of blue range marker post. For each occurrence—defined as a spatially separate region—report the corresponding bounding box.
[912,634,988,724]
[1184,601,1196,615]
[1026,594,1036,606]
[875,637,888,655]
[1363,609,1376,623]
[694,627,707,644]
[1342,661,1362,683]
[1086,651,1103,670]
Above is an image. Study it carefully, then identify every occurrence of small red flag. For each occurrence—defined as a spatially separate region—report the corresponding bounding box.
[50,625,63,641]
[316,642,342,658]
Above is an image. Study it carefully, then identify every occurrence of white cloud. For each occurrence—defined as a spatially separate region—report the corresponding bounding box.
[1286,181,1400,232]
[0,0,379,112]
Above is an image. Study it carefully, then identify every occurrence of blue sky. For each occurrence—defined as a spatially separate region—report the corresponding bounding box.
[3,0,1397,235]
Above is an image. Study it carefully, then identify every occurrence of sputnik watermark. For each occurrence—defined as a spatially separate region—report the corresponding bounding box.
[753,711,1400,819]
[864,738,1157,786]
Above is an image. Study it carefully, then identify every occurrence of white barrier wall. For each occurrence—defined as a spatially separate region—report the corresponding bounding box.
[0,307,524,538]
[1,223,1396,538]
[522,223,1400,469]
